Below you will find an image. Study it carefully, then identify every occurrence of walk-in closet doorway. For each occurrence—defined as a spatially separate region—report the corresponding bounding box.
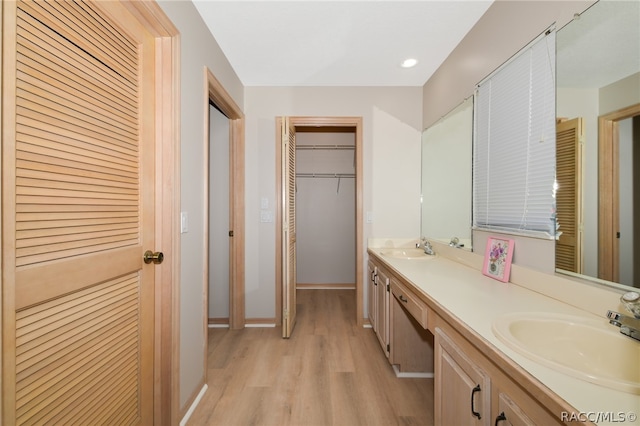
[296,128,357,290]
[276,117,364,337]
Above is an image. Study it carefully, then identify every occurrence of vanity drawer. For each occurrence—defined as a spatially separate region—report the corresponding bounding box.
[391,278,428,329]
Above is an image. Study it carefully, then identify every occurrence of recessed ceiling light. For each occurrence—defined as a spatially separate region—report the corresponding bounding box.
[401,58,418,68]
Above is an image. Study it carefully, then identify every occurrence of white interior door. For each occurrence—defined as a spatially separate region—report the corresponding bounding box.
[282,117,297,338]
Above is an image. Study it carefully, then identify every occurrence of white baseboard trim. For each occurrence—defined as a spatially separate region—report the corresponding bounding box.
[245,323,276,328]
[208,324,230,328]
[180,384,208,426]
[392,364,434,379]
[362,324,372,329]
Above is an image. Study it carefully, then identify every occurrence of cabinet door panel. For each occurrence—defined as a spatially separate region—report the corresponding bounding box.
[495,392,535,426]
[435,328,490,426]
[376,268,390,357]
[367,260,376,330]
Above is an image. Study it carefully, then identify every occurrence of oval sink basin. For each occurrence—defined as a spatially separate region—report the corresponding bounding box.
[379,248,434,260]
[492,312,640,394]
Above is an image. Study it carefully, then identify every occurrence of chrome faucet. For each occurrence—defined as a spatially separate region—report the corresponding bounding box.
[607,291,640,342]
[416,238,435,255]
[449,236,464,248]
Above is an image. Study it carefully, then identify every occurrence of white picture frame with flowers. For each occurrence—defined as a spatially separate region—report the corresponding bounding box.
[482,237,515,282]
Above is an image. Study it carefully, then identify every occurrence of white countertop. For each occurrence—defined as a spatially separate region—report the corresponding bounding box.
[368,246,640,425]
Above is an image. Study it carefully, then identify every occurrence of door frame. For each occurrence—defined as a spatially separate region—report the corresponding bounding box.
[275,116,364,327]
[203,67,245,333]
[598,103,640,282]
[123,3,181,423]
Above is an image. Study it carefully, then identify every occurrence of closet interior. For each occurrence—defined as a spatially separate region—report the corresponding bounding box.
[295,127,357,289]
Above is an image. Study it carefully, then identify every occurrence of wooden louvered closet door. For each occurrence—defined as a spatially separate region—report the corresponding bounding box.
[281,118,297,338]
[2,1,156,424]
[555,117,583,273]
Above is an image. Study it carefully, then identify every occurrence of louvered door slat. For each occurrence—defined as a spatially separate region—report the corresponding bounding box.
[16,277,137,348]
[17,50,138,123]
[18,166,137,190]
[17,223,138,241]
[17,219,137,235]
[15,272,139,423]
[17,232,138,260]
[18,1,138,88]
[37,0,138,76]
[17,75,138,138]
[17,176,137,196]
[17,54,136,127]
[17,319,137,399]
[53,353,137,425]
[16,121,137,169]
[18,339,138,424]
[16,7,138,106]
[17,146,138,180]
[17,209,136,222]
[17,95,138,150]
[17,306,137,379]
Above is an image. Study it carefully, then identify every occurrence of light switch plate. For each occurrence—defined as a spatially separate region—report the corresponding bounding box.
[366,211,374,223]
[260,210,273,223]
[181,211,188,233]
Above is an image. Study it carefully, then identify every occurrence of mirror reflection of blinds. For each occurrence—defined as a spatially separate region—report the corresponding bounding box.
[473,27,556,238]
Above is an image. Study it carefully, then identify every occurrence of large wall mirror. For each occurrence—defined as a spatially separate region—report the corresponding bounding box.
[556,0,640,288]
[421,97,473,249]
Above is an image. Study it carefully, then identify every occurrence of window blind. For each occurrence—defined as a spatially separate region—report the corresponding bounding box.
[473,28,556,238]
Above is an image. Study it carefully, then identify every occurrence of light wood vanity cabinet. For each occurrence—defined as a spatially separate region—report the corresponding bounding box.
[368,250,576,426]
[434,324,563,426]
[367,260,377,331]
[368,259,389,357]
[368,255,433,373]
[389,277,434,373]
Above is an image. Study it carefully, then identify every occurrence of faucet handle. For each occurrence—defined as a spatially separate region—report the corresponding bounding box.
[621,291,640,319]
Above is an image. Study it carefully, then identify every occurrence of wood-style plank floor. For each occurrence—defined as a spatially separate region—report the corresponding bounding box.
[187,289,434,426]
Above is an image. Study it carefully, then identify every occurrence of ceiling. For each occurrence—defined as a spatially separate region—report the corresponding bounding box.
[193,1,494,87]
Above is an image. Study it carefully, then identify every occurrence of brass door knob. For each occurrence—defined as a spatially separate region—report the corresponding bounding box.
[144,250,164,264]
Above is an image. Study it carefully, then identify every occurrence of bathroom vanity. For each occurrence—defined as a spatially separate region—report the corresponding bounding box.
[368,241,640,426]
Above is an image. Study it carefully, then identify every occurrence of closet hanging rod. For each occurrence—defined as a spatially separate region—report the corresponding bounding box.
[296,144,355,150]
[295,173,355,178]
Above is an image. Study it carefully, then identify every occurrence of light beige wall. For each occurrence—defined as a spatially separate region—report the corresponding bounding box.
[245,86,423,319]
[157,0,244,411]
[422,0,593,129]
[599,72,640,115]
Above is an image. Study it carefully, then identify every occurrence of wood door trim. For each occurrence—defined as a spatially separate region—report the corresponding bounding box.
[275,116,364,327]
[111,2,181,424]
[598,103,640,282]
[204,67,245,332]
[199,67,245,415]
